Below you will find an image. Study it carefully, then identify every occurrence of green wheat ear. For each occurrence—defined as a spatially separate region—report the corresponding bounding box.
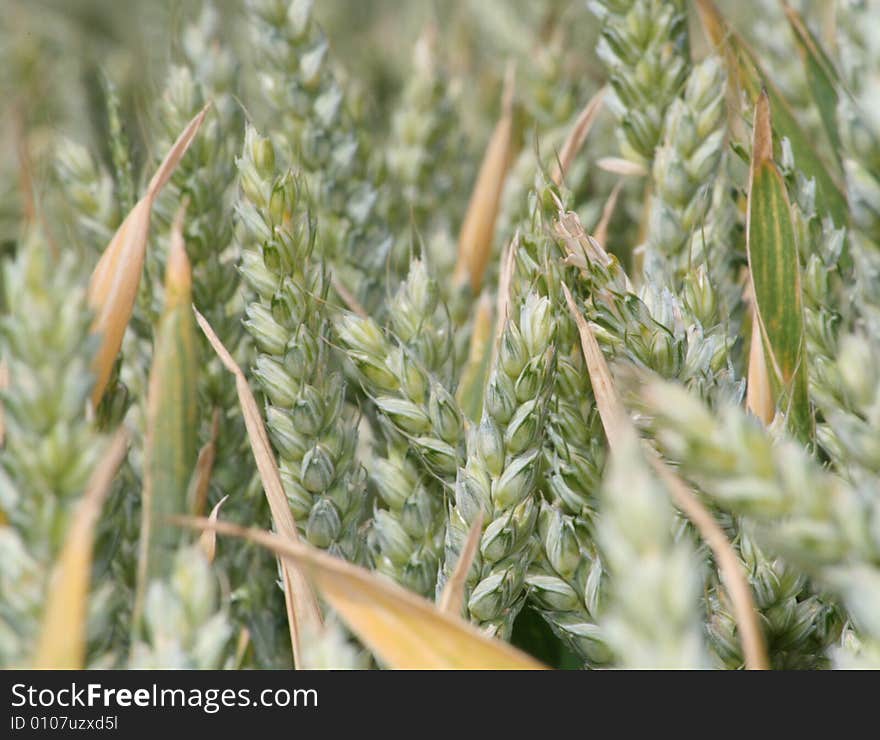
[237,125,368,560]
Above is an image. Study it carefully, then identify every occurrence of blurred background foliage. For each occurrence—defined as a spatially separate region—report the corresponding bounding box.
[0,0,605,248]
[0,0,837,274]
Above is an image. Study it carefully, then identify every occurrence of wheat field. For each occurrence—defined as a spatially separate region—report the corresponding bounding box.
[1,0,879,670]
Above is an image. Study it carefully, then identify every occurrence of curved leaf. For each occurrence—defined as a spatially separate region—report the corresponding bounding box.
[33,431,128,668]
[179,518,546,670]
[454,67,515,292]
[194,309,323,668]
[88,104,209,406]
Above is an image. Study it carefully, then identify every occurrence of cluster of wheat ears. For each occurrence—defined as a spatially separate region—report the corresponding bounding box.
[1,0,880,669]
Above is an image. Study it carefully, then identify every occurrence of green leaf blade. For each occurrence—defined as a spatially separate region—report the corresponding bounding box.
[761,82,848,230]
[747,92,813,442]
[142,219,199,580]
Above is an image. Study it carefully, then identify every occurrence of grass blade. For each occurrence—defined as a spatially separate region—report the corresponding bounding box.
[551,87,605,186]
[33,430,129,669]
[87,104,209,406]
[194,308,323,668]
[135,207,199,618]
[561,283,629,445]
[453,65,515,293]
[178,517,547,670]
[746,92,813,442]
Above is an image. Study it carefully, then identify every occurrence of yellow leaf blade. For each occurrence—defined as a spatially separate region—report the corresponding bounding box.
[194,308,322,668]
[87,104,209,406]
[454,67,515,292]
[551,87,606,186]
[178,517,547,670]
[562,283,629,447]
[88,201,150,406]
[33,430,129,669]
[146,104,211,198]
